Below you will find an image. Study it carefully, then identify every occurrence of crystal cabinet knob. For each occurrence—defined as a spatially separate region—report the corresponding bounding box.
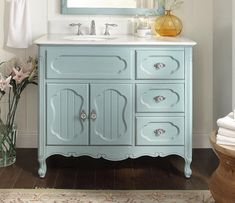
[154,129,166,136]
[154,63,166,70]
[90,110,97,121]
[80,110,87,121]
[154,95,166,103]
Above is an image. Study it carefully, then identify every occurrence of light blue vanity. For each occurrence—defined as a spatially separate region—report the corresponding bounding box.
[35,35,196,178]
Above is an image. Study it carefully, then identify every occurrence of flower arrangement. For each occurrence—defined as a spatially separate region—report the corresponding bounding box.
[0,57,38,167]
[148,0,165,15]
[165,0,184,11]
[148,0,183,16]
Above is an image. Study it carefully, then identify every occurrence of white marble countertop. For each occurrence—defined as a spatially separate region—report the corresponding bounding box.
[34,34,197,46]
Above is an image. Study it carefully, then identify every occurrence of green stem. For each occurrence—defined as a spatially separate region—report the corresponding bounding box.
[9,97,19,129]
[6,93,16,126]
[1,132,16,155]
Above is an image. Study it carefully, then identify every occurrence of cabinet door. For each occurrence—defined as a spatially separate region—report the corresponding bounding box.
[90,84,133,145]
[47,84,89,145]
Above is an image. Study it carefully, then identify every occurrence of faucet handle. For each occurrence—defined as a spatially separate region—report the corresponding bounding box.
[104,23,118,35]
[90,20,96,35]
[69,23,81,27]
[69,23,83,35]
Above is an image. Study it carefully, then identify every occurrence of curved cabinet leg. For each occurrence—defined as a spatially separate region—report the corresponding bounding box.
[184,156,192,178]
[38,157,47,178]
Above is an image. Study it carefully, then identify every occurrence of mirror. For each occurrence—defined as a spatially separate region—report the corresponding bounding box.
[61,0,165,15]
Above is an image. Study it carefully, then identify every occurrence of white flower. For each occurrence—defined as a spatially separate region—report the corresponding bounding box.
[0,74,12,92]
[12,68,30,84]
[166,0,184,10]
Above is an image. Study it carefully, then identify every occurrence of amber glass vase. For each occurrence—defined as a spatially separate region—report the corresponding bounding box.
[155,10,183,37]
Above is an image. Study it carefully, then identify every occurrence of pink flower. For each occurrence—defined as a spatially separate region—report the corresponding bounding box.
[0,74,12,92]
[12,68,30,84]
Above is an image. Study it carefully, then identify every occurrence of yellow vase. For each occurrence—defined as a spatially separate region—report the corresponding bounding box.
[155,10,183,37]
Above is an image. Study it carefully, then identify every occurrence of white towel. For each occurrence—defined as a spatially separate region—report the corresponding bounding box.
[7,0,32,48]
[216,134,235,146]
[218,127,235,138]
[217,112,235,131]
[217,134,235,143]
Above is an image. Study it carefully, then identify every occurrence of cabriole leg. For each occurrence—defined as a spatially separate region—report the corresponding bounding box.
[184,156,192,178]
[38,157,47,178]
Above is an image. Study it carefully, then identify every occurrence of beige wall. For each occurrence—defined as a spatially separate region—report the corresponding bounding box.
[213,0,233,128]
[0,0,47,147]
[0,0,214,148]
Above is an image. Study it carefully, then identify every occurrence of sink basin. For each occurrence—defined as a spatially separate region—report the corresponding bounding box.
[63,35,117,41]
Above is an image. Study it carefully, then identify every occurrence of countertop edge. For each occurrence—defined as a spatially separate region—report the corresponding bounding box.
[34,34,197,46]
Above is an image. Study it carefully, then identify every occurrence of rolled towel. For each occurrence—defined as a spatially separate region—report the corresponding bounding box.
[218,127,235,138]
[217,134,235,144]
[217,112,235,131]
[7,0,32,48]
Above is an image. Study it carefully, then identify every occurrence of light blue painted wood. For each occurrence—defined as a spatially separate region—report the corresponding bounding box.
[136,83,184,112]
[47,84,89,145]
[45,145,185,161]
[38,47,47,178]
[46,46,133,79]
[184,47,193,178]
[60,0,165,15]
[136,50,184,79]
[136,117,184,146]
[90,84,133,146]
[37,44,194,179]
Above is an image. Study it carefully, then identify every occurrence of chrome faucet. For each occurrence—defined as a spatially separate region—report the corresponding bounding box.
[90,20,96,35]
[104,23,118,35]
[69,23,83,35]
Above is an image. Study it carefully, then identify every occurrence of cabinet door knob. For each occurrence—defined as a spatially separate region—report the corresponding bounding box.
[90,110,97,121]
[154,95,166,103]
[154,63,166,70]
[154,129,166,136]
[80,110,87,121]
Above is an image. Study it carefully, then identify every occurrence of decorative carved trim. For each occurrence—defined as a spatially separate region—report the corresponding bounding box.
[140,88,181,109]
[45,151,185,162]
[93,89,128,142]
[51,55,128,76]
[141,55,181,76]
[49,88,84,142]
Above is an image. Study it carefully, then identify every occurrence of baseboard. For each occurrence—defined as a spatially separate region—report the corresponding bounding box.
[16,131,38,148]
[192,132,212,148]
[16,131,212,149]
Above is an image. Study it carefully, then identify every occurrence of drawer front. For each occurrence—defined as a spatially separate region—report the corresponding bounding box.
[46,47,132,79]
[136,50,184,79]
[136,117,184,146]
[136,84,184,112]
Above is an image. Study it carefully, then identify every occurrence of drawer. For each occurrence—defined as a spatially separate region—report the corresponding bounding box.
[136,50,184,79]
[46,47,132,79]
[136,117,184,146]
[136,84,184,112]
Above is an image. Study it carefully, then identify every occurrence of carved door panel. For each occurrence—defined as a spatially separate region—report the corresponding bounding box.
[90,84,133,145]
[47,84,89,145]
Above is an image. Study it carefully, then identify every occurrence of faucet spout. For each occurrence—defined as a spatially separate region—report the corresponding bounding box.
[90,20,96,35]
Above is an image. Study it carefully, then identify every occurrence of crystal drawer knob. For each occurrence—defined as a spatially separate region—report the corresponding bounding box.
[154,95,166,103]
[154,63,166,70]
[90,110,97,121]
[80,110,87,121]
[154,129,166,136]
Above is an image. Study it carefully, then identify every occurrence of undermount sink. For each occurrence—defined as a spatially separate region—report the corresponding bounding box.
[63,35,117,41]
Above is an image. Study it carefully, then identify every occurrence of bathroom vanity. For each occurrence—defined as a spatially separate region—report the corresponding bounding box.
[35,35,196,178]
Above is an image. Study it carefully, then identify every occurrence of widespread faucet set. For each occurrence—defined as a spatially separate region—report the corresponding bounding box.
[70,20,117,36]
